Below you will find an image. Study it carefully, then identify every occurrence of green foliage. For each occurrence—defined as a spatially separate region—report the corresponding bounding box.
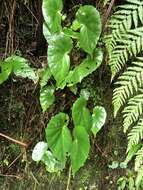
[106,0,143,188]
[32,97,106,175]
[32,141,48,162]
[0,61,12,84]
[72,97,92,133]
[32,0,106,177]
[38,68,52,88]
[42,0,63,33]
[117,175,136,190]
[113,58,143,118]
[45,113,72,162]
[91,106,107,136]
[32,142,65,173]
[105,0,143,78]
[40,86,55,112]
[71,126,90,175]
[48,34,73,88]
[0,55,37,84]
[135,166,143,189]
[76,5,101,55]
[64,49,103,87]
[40,0,102,111]
[42,150,65,173]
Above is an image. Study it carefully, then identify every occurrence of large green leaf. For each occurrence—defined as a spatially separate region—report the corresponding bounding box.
[0,61,12,84]
[45,113,72,162]
[42,0,63,33]
[48,34,73,87]
[76,5,101,55]
[71,126,90,175]
[5,55,37,81]
[72,97,92,132]
[91,106,106,136]
[61,48,103,87]
[40,86,55,112]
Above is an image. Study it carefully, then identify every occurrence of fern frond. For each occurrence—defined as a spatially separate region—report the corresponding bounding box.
[135,145,143,171]
[123,94,143,133]
[109,27,143,78]
[106,0,143,187]
[126,0,143,6]
[113,63,143,117]
[107,0,143,45]
[127,118,143,152]
[136,165,143,189]
[105,0,143,77]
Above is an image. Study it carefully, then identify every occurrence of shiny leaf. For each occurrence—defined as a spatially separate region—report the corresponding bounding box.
[48,34,73,87]
[71,126,90,175]
[40,86,55,112]
[6,55,37,81]
[76,5,101,55]
[1,56,37,82]
[42,0,63,33]
[45,113,72,162]
[32,141,48,162]
[72,97,92,132]
[43,22,52,43]
[0,61,12,84]
[91,106,106,136]
[38,67,52,88]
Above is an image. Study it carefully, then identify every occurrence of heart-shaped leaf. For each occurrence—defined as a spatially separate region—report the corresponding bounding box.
[71,126,90,175]
[32,141,48,162]
[76,5,101,55]
[40,86,55,112]
[42,0,63,33]
[45,113,72,162]
[91,106,106,136]
[72,97,92,132]
[48,34,73,88]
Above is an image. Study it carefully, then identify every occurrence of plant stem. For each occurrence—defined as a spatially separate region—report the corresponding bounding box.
[102,0,116,32]
[66,165,72,190]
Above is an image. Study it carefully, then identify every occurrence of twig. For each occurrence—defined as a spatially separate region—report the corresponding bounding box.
[24,4,38,24]
[0,133,28,148]
[95,143,108,160]
[5,0,16,55]
[3,153,23,174]
[0,173,22,179]
[30,171,40,185]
